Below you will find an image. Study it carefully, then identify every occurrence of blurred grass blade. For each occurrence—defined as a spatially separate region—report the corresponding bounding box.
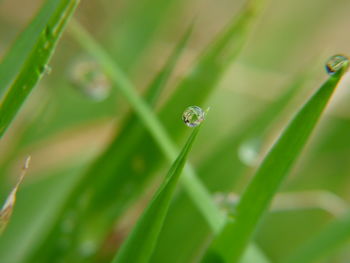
[0,0,65,97]
[159,0,264,134]
[113,128,200,263]
[203,65,349,263]
[19,23,200,263]
[0,0,80,137]
[68,20,224,231]
[284,212,350,263]
[145,22,194,106]
[0,156,30,235]
[108,0,183,71]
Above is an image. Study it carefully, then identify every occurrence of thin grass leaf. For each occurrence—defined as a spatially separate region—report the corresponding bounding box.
[284,212,350,263]
[159,0,265,137]
[203,64,349,263]
[112,127,200,263]
[0,0,80,138]
[108,0,183,71]
[21,23,198,263]
[151,71,309,263]
[68,19,224,231]
[0,156,30,235]
[0,0,65,97]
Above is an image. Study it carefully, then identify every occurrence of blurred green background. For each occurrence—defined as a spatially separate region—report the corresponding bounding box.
[1,0,350,262]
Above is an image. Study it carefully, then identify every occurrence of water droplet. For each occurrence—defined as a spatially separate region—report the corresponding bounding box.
[213,192,238,219]
[325,55,349,75]
[44,65,52,74]
[238,137,261,166]
[69,58,111,101]
[182,106,205,127]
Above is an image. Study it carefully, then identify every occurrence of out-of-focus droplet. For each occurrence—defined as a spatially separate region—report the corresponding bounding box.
[238,137,261,166]
[325,55,349,75]
[182,106,205,127]
[213,192,239,219]
[44,65,52,75]
[69,58,111,101]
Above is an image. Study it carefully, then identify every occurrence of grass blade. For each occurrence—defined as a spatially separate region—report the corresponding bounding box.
[0,0,80,137]
[159,0,264,136]
[0,157,30,235]
[0,0,64,97]
[151,71,308,263]
[68,19,224,232]
[20,22,198,263]
[284,212,350,263]
[203,64,349,263]
[112,128,200,263]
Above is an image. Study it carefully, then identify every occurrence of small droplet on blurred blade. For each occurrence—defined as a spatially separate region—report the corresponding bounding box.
[325,55,349,75]
[182,106,205,127]
[0,156,31,235]
[44,65,52,75]
[69,57,111,101]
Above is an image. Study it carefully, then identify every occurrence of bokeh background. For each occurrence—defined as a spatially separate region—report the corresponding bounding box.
[1,0,350,262]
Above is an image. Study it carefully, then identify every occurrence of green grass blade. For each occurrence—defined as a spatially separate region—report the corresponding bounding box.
[112,128,200,263]
[159,0,264,134]
[0,0,80,138]
[203,64,349,263]
[145,22,194,106]
[284,212,350,263]
[0,157,30,235]
[68,20,224,231]
[0,0,64,97]
[151,71,308,263]
[108,0,183,71]
[17,22,197,263]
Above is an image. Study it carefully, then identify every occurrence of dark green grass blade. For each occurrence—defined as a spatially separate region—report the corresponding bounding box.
[0,0,64,97]
[284,212,350,263]
[0,0,80,138]
[151,73,308,263]
[112,128,200,263]
[203,65,349,263]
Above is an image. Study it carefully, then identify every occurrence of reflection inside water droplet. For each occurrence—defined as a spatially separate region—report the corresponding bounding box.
[182,106,205,127]
[69,57,111,101]
[325,55,349,75]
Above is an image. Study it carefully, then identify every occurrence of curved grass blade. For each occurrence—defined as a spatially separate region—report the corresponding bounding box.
[0,0,80,138]
[112,128,200,263]
[151,71,309,263]
[21,23,197,263]
[108,0,183,71]
[68,20,224,232]
[159,0,265,135]
[203,64,349,263]
[284,212,350,263]
[0,0,64,98]
[0,156,30,235]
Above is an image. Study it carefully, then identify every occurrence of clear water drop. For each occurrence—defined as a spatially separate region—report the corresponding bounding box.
[182,106,205,127]
[69,58,111,101]
[325,55,349,75]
